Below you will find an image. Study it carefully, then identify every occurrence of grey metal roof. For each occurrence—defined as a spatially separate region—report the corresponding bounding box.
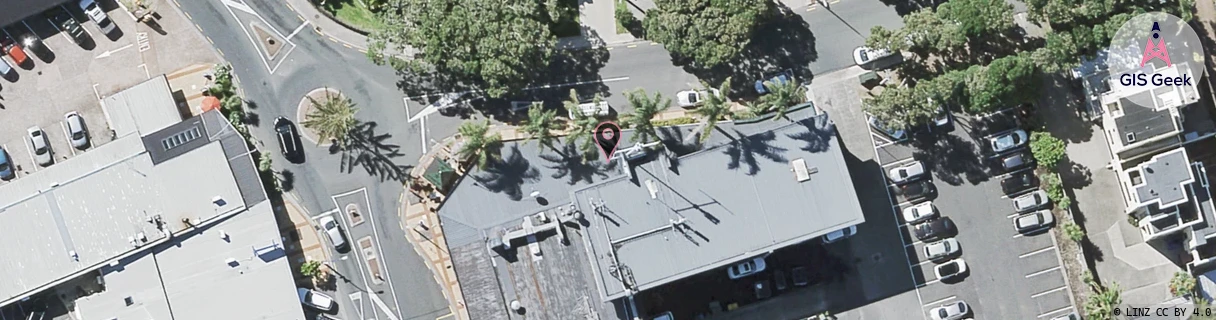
[101,76,183,138]
[76,201,304,320]
[1135,148,1196,208]
[0,0,70,27]
[1115,95,1176,145]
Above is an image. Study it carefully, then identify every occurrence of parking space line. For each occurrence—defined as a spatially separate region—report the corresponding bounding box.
[1025,266,1061,278]
[1019,246,1056,258]
[1013,233,1025,238]
[918,278,940,287]
[22,138,36,172]
[59,121,76,156]
[993,166,1036,179]
[915,259,934,266]
[882,157,917,168]
[1030,286,1068,298]
[19,21,52,54]
[1007,212,1020,219]
[905,240,922,248]
[867,112,927,319]
[871,132,893,144]
[896,200,916,207]
[922,295,956,307]
[1038,306,1073,318]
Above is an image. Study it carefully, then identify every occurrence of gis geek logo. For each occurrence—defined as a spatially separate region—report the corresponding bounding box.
[1118,21,1193,87]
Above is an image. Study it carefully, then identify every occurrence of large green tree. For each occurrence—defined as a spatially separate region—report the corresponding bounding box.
[759,78,806,120]
[564,90,601,158]
[936,0,1014,38]
[457,120,503,169]
[301,91,359,148]
[642,0,769,67]
[964,54,1039,114]
[902,9,966,54]
[369,0,556,98]
[621,89,669,143]
[689,78,732,142]
[863,86,938,131]
[521,102,562,150]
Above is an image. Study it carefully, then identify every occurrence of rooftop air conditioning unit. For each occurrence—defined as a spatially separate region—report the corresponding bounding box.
[791,159,816,182]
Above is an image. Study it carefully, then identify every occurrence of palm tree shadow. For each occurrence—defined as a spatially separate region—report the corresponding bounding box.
[786,117,833,153]
[340,121,413,182]
[472,145,541,201]
[657,126,701,156]
[724,129,788,175]
[538,142,610,185]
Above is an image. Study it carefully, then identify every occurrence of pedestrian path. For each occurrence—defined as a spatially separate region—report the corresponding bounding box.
[277,194,331,285]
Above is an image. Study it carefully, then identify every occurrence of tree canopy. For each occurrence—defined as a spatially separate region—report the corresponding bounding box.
[936,0,1014,38]
[642,0,769,67]
[964,54,1039,114]
[369,0,557,98]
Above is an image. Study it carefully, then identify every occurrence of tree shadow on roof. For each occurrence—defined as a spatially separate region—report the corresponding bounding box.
[472,145,541,201]
[340,121,412,182]
[657,126,702,156]
[538,142,611,185]
[724,130,788,175]
[786,118,834,153]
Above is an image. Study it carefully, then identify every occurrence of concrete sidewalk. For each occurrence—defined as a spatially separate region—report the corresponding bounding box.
[281,0,370,50]
[276,193,333,286]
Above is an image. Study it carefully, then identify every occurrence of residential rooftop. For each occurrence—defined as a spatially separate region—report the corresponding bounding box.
[1132,148,1196,208]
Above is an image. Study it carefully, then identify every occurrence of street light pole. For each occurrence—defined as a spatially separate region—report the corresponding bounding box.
[323,262,384,294]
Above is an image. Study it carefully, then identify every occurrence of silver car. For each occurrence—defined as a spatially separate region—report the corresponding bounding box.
[27,126,52,166]
[923,238,959,262]
[888,161,926,184]
[988,129,1028,154]
[79,0,117,35]
[65,112,89,149]
[318,216,348,251]
[1015,209,1055,234]
[1012,190,1050,213]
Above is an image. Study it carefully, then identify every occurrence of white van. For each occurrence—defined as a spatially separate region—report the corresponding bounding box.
[569,101,610,119]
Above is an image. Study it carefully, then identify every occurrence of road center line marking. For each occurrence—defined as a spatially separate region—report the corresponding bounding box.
[1025,266,1061,278]
[1019,246,1056,258]
[1030,286,1067,298]
[523,76,631,91]
[221,0,256,14]
[286,21,311,41]
[922,295,956,307]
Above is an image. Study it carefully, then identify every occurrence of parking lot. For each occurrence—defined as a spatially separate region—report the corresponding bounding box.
[871,108,1077,320]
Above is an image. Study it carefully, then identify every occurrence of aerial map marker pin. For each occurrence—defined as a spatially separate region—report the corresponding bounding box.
[594,121,621,162]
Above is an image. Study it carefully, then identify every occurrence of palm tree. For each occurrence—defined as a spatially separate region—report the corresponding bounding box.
[1085,282,1121,320]
[622,89,668,143]
[301,90,359,148]
[521,102,562,151]
[565,89,601,158]
[759,78,806,120]
[457,120,503,169]
[689,77,732,143]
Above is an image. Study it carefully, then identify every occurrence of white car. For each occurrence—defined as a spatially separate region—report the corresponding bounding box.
[929,301,970,320]
[923,238,959,262]
[726,257,766,279]
[568,100,610,119]
[933,258,968,280]
[318,216,348,251]
[902,201,936,224]
[1012,190,1050,213]
[65,112,89,149]
[888,161,926,184]
[988,129,1028,154]
[297,288,335,312]
[853,46,893,65]
[27,126,52,166]
[676,88,721,108]
[822,225,857,244]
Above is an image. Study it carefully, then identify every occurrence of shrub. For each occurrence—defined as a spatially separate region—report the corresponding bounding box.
[1062,221,1084,242]
[653,117,697,127]
[1040,173,1071,208]
[1171,272,1197,297]
[1030,131,1066,168]
[300,260,322,278]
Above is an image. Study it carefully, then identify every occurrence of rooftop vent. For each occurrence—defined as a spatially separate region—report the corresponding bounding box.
[212,196,226,207]
[791,159,817,182]
[1127,132,1136,142]
[124,296,134,306]
[645,180,658,199]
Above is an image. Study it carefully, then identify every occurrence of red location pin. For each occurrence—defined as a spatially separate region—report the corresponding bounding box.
[594,122,621,162]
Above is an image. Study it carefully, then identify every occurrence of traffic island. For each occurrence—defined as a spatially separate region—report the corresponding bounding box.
[296,87,343,147]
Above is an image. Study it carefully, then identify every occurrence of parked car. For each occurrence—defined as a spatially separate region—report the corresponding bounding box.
[774,269,788,291]
[932,104,951,127]
[727,257,766,279]
[568,100,610,119]
[297,288,336,312]
[27,126,52,166]
[47,8,89,45]
[79,0,118,35]
[822,225,857,244]
[753,280,772,299]
[999,150,1035,172]
[754,70,792,95]
[790,266,810,286]
[888,161,926,184]
[914,217,955,241]
[274,117,303,162]
[1,33,29,66]
[868,115,907,141]
[902,201,936,224]
[1013,190,1050,213]
[8,27,50,61]
[65,112,89,149]
[853,46,893,65]
[318,216,348,251]
[676,88,721,108]
[934,259,968,280]
[988,129,1028,154]
[1001,171,1038,195]
[0,55,11,76]
[0,146,13,180]
[896,180,937,202]
[923,238,960,262]
[1015,209,1055,234]
[929,301,970,320]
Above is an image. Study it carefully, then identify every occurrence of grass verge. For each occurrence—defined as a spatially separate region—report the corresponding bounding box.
[318,0,385,33]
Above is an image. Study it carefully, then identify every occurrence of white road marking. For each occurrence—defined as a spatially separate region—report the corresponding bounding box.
[94,43,134,59]
[918,278,940,287]
[1025,266,1061,278]
[44,17,61,33]
[871,132,893,145]
[137,64,150,78]
[221,0,256,14]
[1013,233,1025,238]
[1007,212,1021,219]
[866,106,927,320]
[1038,306,1074,318]
[22,136,37,172]
[922,295,956,307]
[905,240,922,248]
[1019,246,1056,258]
[362,189,405,318]
[221,0,296,74]
[59,121,76,156]
[286,20,311,40]
[1030,286,1068,298]
[915,259,934,266]
[993,165,1035,179]
[311,209,338,219]
[523,76,631,91]
[420,116,428,154]
[882,157,918,168]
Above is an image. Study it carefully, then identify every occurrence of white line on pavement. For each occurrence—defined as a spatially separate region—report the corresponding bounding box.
[918,278,940,287]
[1007,212,1021,219]
[20,21,53,54]
[420,116,428,154]
[22,137,36,172]
[221,0,256,14]
[905,240,922,248]
[1031,286,1068,298]
[922,295,956,307]
[1038,306,1074,318]
[59,121,76,156]
[363,189,405,318]
[286,20,311,40]
[868,111,927,319]
[871,132,893,145]
[915,259,934,266]
[523,76,631,91]
[1013,233,1025,239]
[1019,246,1056,259]
[1025,266,1061,278]
[882,157,918,168]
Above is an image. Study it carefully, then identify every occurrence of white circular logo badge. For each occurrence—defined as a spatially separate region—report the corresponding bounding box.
[1107,12,1206,110]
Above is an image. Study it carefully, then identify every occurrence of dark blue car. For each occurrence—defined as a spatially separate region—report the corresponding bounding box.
[0,146,13,180]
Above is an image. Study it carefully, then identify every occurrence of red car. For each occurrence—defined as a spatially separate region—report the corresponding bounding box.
[1,35,28,65]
